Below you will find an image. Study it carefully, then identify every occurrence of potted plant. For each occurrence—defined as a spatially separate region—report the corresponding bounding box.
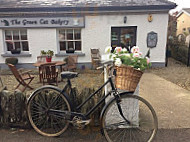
[40,50,47,56]
[11,48,21,54]
[66,47,75,53]
[46,50,54,62]
[105,46,151,91]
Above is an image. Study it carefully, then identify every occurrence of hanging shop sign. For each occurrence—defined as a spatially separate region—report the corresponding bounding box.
[0,17,85,28]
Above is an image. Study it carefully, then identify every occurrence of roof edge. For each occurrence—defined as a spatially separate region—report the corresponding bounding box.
[0,4,177,13]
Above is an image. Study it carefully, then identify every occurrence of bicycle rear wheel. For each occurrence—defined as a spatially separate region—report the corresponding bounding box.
[27,86,71,137]
[101,93,158,142]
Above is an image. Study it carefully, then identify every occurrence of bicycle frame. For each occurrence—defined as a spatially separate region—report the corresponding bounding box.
[49,76,119,120]
[76,76,116,117]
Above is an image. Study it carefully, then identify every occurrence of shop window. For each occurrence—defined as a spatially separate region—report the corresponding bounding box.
[111,26,137,51]
[59,29,81,51]
[4,29,29,52]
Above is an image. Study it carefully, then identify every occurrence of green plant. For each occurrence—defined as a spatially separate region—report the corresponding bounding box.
[40,50,47,56]
[46,50,54,57]
[105,46,151,71]
[40,50,54,57]
[5,57,18,65]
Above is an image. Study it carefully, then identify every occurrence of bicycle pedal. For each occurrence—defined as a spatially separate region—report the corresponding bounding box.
[80,119,91,125]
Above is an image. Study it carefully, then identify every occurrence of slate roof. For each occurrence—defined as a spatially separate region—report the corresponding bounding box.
[183,8,190,14]
[0,0,176,13]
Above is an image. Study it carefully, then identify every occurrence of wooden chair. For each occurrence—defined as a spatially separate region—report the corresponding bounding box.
[40,63,58,85]
[37,56,46,63]
[37,56,46,82]
[91,48,101,69]
[63,55,78,71]
[7,64,34,92]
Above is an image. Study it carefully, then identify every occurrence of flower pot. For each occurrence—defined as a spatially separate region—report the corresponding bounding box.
[66,50,75,53]
[11,50,21,54]
[46,57,52,62]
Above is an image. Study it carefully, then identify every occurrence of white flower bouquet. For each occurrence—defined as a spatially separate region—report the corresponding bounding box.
[105,46,151,71]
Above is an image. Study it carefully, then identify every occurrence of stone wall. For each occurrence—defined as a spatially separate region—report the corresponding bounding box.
[0,86,104,128]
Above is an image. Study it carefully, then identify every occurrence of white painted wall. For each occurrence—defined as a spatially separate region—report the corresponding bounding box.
[83,13,169,63]
[0,13,169,64]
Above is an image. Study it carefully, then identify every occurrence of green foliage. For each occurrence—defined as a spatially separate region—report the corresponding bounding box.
[170,45,188,64]
[5,57,18,65]
[47,50,54,57]
[109,47,151,71]
[40,50,47,56]
[40,50,54,57]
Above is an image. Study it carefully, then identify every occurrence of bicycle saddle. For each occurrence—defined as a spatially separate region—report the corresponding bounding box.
[61,71,78,79]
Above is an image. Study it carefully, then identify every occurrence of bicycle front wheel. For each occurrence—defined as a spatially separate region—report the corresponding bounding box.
[101,93,158,142]
[27,86,71,137]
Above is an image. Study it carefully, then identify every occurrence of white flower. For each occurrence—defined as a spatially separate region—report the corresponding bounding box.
[115,47,122,53]
[133,53,140,58]
[131,46,140,53]
[122,48,128,52]
[112,54,116,58]
[110,54,116,60]
[105,46,112,54]
[115,58,122,66]
[123,53,131,57]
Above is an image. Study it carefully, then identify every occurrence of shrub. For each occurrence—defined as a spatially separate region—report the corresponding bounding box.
[170,45,188,64]
[5,57,18,65]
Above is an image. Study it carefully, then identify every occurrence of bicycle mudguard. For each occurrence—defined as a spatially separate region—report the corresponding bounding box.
[27,85,73,110]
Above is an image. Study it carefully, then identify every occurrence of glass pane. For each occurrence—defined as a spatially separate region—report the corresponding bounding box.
[6,42,13,51]
[5,30,12,40]
[21,30,27,40]
[60,41,66,51]
[75,41,81,51]
[74,29,81,40]
[68,41,74,50]
[67,29,73,40]
[121,27,136,47]
[111,31,119,41]
[59,30,65,40]
[14,42,21,50]
[13,30,20,40]
[22,41,29,51]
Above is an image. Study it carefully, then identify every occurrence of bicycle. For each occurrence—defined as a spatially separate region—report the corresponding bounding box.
[27,64,158,142]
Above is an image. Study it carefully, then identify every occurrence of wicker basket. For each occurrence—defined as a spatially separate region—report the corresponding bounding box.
[115,66,143,91]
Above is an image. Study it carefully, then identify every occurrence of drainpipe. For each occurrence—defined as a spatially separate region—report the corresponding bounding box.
[165,45,168,67]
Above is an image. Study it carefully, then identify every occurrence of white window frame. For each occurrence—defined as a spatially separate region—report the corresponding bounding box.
[4,29,29,53]
[58,28,82,53]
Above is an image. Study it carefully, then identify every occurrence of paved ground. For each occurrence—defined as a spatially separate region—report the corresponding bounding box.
[140,73,190,129]
[0,127,190,142]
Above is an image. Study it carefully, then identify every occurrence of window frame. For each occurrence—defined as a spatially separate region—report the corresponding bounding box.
[111,26,137,51]
[58,28,82,53]
[3,29,29,53]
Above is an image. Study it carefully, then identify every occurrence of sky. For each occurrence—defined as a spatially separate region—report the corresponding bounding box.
[168,0,190,12]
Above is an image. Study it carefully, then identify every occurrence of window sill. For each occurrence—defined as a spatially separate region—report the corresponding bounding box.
[1,53,32,57]
[55,52,85,57]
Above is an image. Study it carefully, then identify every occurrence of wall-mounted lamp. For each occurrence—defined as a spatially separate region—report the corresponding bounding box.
[124,16,127,24]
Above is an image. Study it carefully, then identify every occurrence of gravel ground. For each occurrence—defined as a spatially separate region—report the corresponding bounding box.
[1,57,189,92]
[148,58,190,91]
